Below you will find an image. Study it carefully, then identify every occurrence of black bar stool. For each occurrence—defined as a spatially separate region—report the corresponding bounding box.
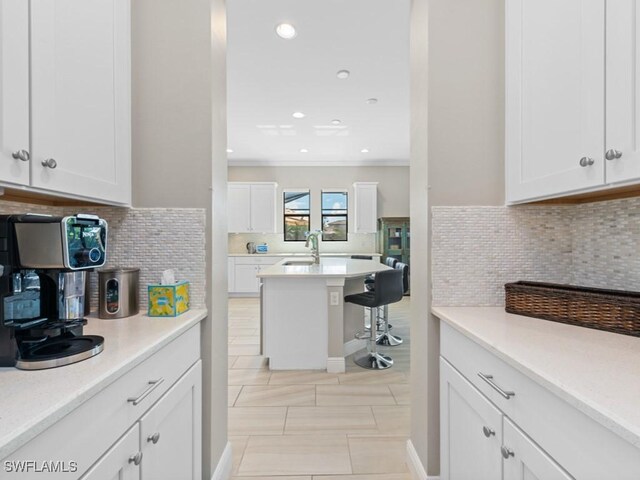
[345,269,404,370]
[376,262,409,346]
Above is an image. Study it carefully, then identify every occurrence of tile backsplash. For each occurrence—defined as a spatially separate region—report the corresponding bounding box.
[0,201,206,311]
[228,232,377,254]
[432,197,640,306]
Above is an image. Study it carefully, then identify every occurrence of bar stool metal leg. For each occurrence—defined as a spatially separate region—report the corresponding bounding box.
[376,304,403,346]
[355,307,393,370]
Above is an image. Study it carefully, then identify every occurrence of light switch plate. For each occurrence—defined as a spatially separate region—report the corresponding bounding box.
[330,292,340,306]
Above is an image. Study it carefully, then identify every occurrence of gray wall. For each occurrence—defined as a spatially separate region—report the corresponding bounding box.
[409,0,505,475]
[132,0,228,477]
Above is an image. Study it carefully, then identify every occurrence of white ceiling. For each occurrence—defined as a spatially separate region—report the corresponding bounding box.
[226,0,411,166]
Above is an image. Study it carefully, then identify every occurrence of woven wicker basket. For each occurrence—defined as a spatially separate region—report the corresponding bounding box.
[504,281,640,337]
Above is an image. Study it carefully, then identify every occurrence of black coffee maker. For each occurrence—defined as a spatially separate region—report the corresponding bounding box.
[0,213,108,369]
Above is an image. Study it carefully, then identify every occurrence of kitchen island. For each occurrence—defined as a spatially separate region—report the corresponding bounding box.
[257,256,390,372]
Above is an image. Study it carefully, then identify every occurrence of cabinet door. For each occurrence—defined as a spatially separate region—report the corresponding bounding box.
[0,0,30,186]
[140,361,202,480]
[506,0,605,203]
[605,1,640,185]
[228,184,251,233]
[440,358,502,480]
[502,418,573,480]
[250,184,276,233]
[234,265,260,293]
[80,424,140,480]
[30,0,131,204]
[353,183,377,233]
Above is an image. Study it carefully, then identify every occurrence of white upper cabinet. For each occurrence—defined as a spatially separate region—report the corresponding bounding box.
[250,183,277,233]
[30,0,131,204]
[0,0,30,186]
[605,0,640,185]
[353,182,378,233]
[228,182,277,233]
[506,0,605,203]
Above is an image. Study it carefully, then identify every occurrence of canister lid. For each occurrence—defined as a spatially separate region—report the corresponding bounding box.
[98,267,140,274]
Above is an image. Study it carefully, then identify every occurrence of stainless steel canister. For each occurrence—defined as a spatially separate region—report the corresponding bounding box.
[98,268,140,319]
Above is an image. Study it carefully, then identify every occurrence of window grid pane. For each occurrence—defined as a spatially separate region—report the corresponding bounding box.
[321,191,348,241]
[284,191,311,242]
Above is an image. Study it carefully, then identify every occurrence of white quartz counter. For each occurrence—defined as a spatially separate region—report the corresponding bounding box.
[0,309,207,460]
[432,306,640,448]
[257,256,390,278]
[229,252,382,257]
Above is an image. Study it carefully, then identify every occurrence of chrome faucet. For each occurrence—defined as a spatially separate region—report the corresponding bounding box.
[305,231,321,264]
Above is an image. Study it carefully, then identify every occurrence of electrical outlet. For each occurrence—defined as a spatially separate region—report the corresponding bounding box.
[330,292,340,306]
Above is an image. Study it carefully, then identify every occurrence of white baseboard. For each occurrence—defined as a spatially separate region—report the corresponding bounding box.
[343,338,366,357]
[211,441,232,480]
[326,357,346,373]
[407,439,440,480]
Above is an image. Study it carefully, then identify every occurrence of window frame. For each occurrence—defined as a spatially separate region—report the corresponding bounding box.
[321,190,349,242]
[283,189,311,242]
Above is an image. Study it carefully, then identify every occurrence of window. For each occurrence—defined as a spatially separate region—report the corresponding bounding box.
[284,191,310,241]
[321,191,348,241]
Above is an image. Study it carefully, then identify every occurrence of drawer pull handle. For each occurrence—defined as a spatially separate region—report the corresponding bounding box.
[501,446,515,459]
[148,432,161,444]
[129,452,143,466]
[478,373,515,399]
[127,378,164,406]
[482,426,495,438]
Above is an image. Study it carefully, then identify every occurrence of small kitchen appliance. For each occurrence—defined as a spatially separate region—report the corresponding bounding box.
[246,242,256,254]
[256,243,268,254]
[98,268,140,319]
[0,213,108,369]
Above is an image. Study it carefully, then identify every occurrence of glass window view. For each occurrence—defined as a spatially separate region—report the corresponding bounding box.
[284,191,310,241]
[321,191,348,241]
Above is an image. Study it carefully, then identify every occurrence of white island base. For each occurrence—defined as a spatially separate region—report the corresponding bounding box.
[258,257,390,373]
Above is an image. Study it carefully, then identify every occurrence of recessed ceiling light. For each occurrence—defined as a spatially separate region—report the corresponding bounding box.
[292,112,306,119]
[300,148,309,153]
[361,148,370,153]
[366,98,378,105]
[276,23,297,39]
[331,119,342,125]
[226,148,233,153]
[336,70,350,79]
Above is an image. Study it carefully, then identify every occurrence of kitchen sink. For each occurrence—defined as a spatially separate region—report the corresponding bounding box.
[283,260,315,266]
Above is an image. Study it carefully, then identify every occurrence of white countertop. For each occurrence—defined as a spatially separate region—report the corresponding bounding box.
[432,306,640,448]
[0,309,207,460]
[229,252,382,257]
[257,256,390,278]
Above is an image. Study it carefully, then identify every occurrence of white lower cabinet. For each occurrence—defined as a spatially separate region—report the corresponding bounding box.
[139,362,202,480]
[502,419,571,480]
[229,256,280,295]
[80,425,141,480]
[440,322,640,480]
[440,359,502,480]
[0,326,202,480]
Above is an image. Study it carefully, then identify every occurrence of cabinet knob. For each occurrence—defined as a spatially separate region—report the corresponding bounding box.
[41,158,57,169]
[501,446,515,459]
[11,150,30,162]
[147,432,161,444]
[482,426,495,438]
[579,157,595,167]
[128,452,143,466]
[605,149,623,161]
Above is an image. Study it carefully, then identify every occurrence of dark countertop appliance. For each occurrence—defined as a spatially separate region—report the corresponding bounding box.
[0,213,108,369]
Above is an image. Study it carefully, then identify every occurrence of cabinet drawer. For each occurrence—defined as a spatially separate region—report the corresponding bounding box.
[1,325,200,479]
[441,322,640,479]
[234,256,280,265]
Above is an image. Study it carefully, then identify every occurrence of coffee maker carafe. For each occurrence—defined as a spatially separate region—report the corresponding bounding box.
[0,213,108,369]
